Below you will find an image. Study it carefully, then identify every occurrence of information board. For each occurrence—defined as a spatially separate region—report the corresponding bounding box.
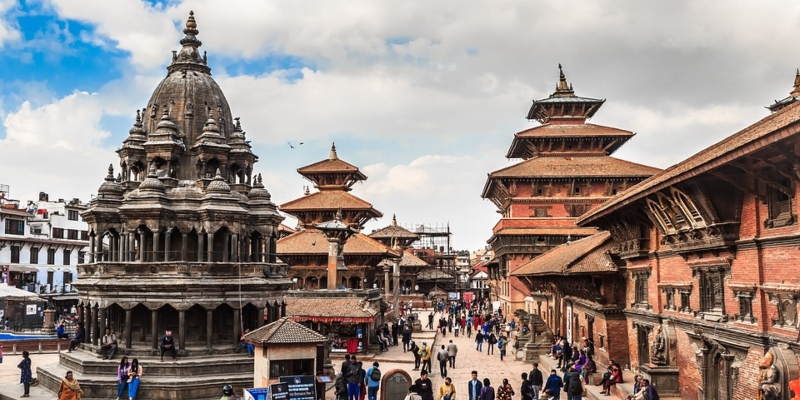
[271,383,289,400]
[244,387,270,400]
[279,375,317,400]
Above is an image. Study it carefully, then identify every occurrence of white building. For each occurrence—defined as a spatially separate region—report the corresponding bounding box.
[0,191,89,294]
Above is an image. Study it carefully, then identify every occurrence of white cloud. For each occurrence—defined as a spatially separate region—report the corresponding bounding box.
[0,0,21,48]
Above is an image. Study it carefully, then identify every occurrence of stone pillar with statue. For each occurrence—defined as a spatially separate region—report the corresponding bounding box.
[639,321,680,397]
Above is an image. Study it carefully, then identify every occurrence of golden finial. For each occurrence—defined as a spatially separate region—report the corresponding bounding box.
[791,68,800,97]
[186,10,197,30]
[329,142,338,160]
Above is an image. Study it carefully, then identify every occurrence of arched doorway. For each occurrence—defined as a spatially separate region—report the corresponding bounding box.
[213,304,234,345]
[185,304,207,345]
[241,303,259,332]
[130,304,151,347]
[157,304,179,337]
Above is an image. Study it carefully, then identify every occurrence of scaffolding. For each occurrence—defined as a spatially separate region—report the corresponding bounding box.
[403,223,458,291]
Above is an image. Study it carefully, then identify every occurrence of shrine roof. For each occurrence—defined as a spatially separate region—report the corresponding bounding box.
[297,158,366,177]
[507,123,633,158]
[243,317,326,344]
[417,267,453,281]
[487,156,660,179]
[378,251,428,267]
[286,297,378,323]
[510,232,616,276]
[277,229,398,256]
[579,100,800,225]
[279,191,382,215]
[369,218,419,240]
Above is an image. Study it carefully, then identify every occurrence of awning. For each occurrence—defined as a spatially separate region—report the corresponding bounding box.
[8,265,38,273]
[48,294,79,301]
[0,284,40,300]
[288,316,375,324]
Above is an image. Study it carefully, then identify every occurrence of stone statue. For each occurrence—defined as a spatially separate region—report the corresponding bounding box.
[759,350,781,400]
[649,324,666,365]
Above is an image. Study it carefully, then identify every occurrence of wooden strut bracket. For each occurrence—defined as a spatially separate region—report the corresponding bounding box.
[708,171,767,204]
[729,161,793,198]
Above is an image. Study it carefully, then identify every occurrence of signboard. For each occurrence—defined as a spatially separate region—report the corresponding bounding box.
[280,375,316,400]
[25,304,36,315]
[271,383,289,400]
[447,292,459,300]
[244,387,270,400]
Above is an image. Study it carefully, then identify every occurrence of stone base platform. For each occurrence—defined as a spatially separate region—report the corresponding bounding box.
[37,349,253,400]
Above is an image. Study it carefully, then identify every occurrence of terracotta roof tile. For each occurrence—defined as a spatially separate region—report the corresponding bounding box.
[488,156,661,179]
[378,251,428,267]
[243,317,326,344]
[280,191,382,215]
[417,267,454,281]
[277,229,398,256]
[369,225,419,240]
[298,158,366,176]
[510,232,615,276]
[492,227,599,237]
[286,297,378,320]
[513,123,634,138]
[579,101,800,224]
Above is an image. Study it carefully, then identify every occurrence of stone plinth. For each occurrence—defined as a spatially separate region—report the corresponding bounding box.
[523,341,550,363]
[42,309,56,333]
[640,363,680,397]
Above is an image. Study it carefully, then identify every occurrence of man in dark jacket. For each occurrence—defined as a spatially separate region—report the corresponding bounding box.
[566,367,582,400]
[529,363,544,400]
[410,341,421,370]
[467,371,483,400]
[402,326,412,352]
[347,356,361,400]
[414,370,434,400]
[520,372,534,400]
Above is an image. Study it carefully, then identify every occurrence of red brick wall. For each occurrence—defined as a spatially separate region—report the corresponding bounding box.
[604,317,630,367]
[674,329,700,400]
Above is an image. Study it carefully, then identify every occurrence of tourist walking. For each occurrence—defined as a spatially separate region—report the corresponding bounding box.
[366,362,381,400]
[116,356,130,400]
[128,358,143,400]
[415,370,434,400]
[402,326,412,352]
[529,363,543,400]
[411,341,421,370]
[487,332,497,355]
[437,345,449,377]
[520,373,534,400]
[58,370,84,400]
[18,350,31,398]
[479,378,494,400]
[475,331,484,351]
[346,357,361,400]
[438,377,456,400]
[405,384,423,400]
[468,371,483,400]
[497,378,515,400]
[566,367,584,400]
[100,327,118,360]
[68,322,85,352]
[334,372,349,400]
[446,340,458,368]
[498,335,506,361]
[420,342,432,373]
[543,370,562,400]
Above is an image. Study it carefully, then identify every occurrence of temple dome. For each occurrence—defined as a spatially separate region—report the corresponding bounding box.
[139,166,165,192]
[142,11,233,157]
[97,164,123,197]
[248,174,271,200]
[206,169,232,193]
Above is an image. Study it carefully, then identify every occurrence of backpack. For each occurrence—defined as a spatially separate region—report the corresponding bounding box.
[419,347,428,358]
[521,380,533,399]
[567,373,583,394]
[370,367,381,382]
[497,338,503,349]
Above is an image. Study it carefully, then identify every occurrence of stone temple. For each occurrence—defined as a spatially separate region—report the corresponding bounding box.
[37,11,291,399]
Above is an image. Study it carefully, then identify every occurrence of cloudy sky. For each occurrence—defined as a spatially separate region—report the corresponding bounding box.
[1,0,799,250]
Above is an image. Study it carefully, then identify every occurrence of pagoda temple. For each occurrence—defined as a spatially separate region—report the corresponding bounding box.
[481,65,661,316]
[37,12,290,399]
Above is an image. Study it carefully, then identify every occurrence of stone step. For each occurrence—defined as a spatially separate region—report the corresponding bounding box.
[37,361,253,400]
[56,349,254,376]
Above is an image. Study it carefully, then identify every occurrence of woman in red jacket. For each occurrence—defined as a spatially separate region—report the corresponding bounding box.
[600,364,622,395]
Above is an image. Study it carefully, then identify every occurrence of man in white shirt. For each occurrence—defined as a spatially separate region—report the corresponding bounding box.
[100,327,118,360]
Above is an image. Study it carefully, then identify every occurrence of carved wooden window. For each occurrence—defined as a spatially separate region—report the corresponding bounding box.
[633,271,650,308]
[679,288,692,313]
[658,192,691,231]
[532,207,549,217]
[698,269,725,316]
[769,293,798,329]
[670,188,706,228]
[765,176,794,228]
[733,291,756,323]
[663,288,676,311]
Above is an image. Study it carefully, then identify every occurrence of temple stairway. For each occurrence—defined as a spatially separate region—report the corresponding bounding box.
[36,345,253,400]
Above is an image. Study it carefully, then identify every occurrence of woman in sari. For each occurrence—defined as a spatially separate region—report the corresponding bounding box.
[58,371,84,400]
[128,358,143,400]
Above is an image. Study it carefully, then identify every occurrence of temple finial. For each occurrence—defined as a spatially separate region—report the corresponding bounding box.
[106,164,115,181]
[791,68,800,97]
[391,214,397,227]
[554,64,574,96]
[329,142,338,160]
[185,10,198,34]
[335,207,343,221]
[304,186,310,195]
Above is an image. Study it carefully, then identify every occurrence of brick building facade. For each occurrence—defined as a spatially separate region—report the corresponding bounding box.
[516,72,800,399]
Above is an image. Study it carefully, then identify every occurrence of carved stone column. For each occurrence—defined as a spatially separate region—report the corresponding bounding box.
[164,231,171,262]
[128,234,135,262]
[138,229,146,262]
[92,306,100,345]
[151,309,158,349]
[206,309,213,350]
[125,308,132,349]
[383,265,391,296]
[207,232,214,262]
[178,309,186,351]
[152,231,160,262]
[233,308,241,348]
[88,236,95,263]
